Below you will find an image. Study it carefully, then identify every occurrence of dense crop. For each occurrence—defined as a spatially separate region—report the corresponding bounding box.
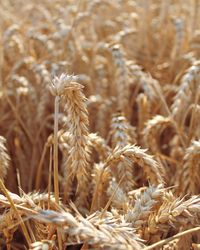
[0,0,200,249]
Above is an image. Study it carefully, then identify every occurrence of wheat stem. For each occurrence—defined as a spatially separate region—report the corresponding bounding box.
[53,95,60,204]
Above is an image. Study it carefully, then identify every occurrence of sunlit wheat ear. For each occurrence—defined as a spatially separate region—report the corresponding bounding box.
[105,145,164,185]
[33,209,144,250]
[148,196,200,242]
[58,77,91,211]
[0,136,10,181]
[125,184,164,228]
[49,74,79,97]
[49,74,78,204]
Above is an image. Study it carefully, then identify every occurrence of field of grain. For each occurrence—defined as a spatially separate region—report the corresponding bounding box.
[0,0,200,249]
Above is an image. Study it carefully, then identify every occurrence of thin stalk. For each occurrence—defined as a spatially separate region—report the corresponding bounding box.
[16,168,23,196]
[35,142,48,189]
[26,221,36,243]
[48,146,53,210]
[53,95,60,204]
[6,94,34,145]
[54,96,62,250]
[100,175,125,218]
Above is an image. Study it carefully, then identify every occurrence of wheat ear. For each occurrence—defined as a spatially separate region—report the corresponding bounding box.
[125,184,164,228]
[105,145,164,185]
[110,112,136,192]
[143,115,174,154]
[148,196,200,240]
[33,209,144,250]
[60,77,91,210]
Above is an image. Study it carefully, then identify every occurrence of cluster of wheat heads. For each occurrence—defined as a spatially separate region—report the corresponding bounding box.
[0,0,200,249]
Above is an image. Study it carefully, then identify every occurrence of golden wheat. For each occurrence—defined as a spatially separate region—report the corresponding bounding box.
[0,0,200,249]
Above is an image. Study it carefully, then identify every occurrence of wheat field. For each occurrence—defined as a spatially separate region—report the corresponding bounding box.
[0,0,200,249]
